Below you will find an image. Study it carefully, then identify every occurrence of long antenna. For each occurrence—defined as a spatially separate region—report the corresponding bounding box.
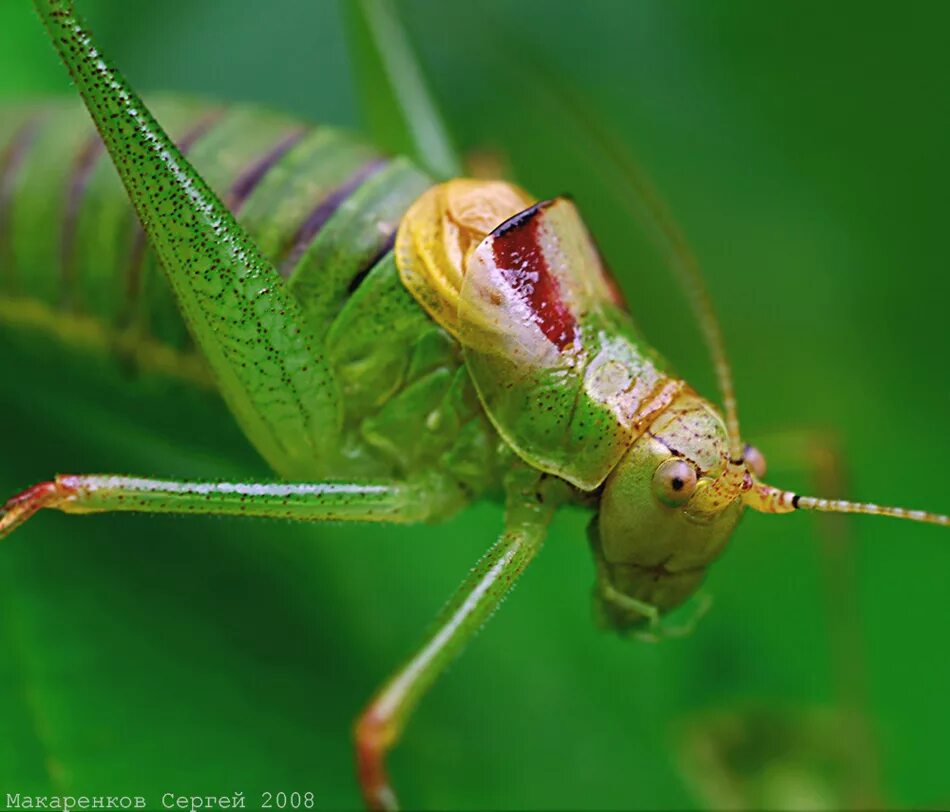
[746,482,949,527]
[568,111,745,461]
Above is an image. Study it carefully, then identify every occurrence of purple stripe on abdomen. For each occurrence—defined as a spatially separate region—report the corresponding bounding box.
[60,133,103,305]
[227,127,307,214]
[279,158,388,278]
[0,114,45,291]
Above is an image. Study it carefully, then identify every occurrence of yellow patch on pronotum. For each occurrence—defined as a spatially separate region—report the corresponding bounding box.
[395,179,532,339]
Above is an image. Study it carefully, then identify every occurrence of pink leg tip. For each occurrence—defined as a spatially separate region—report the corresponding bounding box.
[355,710,399,811]
[0,479,75,539]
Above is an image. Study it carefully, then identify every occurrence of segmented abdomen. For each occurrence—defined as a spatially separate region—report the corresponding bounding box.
[0,96,503,493]
[0,95,429,360]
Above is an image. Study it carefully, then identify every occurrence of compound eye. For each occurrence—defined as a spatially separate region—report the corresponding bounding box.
[744,444,767,479]
[652,458,698,507]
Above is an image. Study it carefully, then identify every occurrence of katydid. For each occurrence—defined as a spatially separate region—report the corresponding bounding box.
[0,1,946,809]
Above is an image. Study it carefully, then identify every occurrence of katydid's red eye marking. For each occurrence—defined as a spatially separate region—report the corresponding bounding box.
[491,203,577,351]
[652,458,698,507]
[744,444,767,479]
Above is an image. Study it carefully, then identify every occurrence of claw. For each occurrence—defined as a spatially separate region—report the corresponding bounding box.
[0,479,75,539]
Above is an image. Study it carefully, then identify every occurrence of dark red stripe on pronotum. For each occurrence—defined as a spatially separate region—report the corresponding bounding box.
[227,126,307,213]
[0,114,45,291]
[491,200,577,351]
[279,158,388,277]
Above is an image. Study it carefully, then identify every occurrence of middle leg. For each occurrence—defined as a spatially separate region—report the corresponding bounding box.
[354,468,564,810]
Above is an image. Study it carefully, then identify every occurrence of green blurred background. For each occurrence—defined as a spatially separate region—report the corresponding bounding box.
[1,1,948,809]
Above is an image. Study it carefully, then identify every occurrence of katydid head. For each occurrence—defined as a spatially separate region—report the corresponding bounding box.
[593,393,750,630]
[592,387,948,634]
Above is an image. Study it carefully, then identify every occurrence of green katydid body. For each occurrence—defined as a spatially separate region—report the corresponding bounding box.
[4,3,946,809]
[0,97,506,505]
[0,94,745,622]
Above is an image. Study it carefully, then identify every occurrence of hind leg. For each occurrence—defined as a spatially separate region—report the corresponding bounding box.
[35,0,340,479]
